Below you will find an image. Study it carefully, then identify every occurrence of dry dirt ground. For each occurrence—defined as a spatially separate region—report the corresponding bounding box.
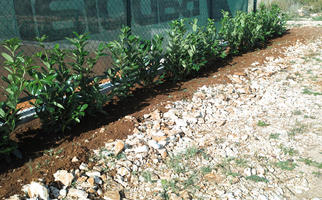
[0,25,321,199]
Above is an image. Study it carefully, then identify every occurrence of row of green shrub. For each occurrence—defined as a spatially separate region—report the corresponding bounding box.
[0,5,287,156]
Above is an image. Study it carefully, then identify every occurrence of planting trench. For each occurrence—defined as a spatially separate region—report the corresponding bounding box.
[0,26,321,199]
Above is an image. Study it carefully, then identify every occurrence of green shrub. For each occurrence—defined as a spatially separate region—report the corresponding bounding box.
[220,11,264,55]
[202,19,227,61]
[27,33,106,133]
[164,19,224,81]
[66,33,108,116]
[0,38,33,155]
[220,5,287,55]
[106,27,164,99]
[256,4,287,38]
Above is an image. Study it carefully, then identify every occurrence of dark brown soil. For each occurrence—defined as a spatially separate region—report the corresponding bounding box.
[0,26,321,199]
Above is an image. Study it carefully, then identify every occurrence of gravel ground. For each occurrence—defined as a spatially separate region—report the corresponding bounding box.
[7,35,322,200]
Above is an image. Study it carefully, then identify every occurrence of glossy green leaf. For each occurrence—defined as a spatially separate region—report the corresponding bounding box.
[1,53,14,63]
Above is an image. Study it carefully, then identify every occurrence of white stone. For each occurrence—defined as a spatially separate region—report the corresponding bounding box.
[71,156,79,162]
[59,189,67,198]
[104,191,121,200]
[79,162,89,170]
[67,188,88,199]
[6,195,20,200]
[134,145,149,153]
[244,168,252,177]
[148,140,162,150]
[53,170,74,186]
[22,182,49,200]
[85,171,101,177]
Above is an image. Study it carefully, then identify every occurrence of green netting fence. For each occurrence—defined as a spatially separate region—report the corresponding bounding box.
[0,0,248,101]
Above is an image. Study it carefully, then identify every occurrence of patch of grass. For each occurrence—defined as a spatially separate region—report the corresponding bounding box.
[141,171,156,183]
[227,171,241,177]
[167,155,187,174]
[235,158,249,167]
[257,120,270,127]
[201,166,212,174]
[269,133,280,139]
[185,147,201,159]
[275,160,297,171]
[312,16,322,21]
[299,158,322,169]
[44,148,54,156]
[312,171,322,178]
[27,161,33,175]
[306,69,313,74]
[246,175,269,183]
[302,88,322,96]
[293,110,302,115]
[311,75,318,81]
[183,173,198,189]
[114,152,126,160]
[201,150,211,160]
[294,72,301,77]
[160,179,178,199]
[280,145,298,156]
[288,123,306,137]
[304,115,316,119]
[55,148,64,155]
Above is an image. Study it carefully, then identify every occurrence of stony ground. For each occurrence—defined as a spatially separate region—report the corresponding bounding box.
[7,35,322,199]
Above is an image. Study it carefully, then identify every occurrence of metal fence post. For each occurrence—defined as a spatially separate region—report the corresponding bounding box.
[208,0,213,19]
[253,0,257,12]
[126,0,132,28]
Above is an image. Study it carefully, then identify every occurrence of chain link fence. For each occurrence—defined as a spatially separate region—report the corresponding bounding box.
[0,0,248,101]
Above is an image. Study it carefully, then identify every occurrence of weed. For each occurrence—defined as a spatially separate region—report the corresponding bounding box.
[275,160,297,170]
[257,120,270,127]
[227,171,241,177]
[288,124,306,137]
[269,133,280,139]
[280,145,298,156]
[200,149,211,160]
[304,115,316,119]
[141,171,156,183]
[201,166,212,174]
[246,175,269,183]
[302,88,322,96]
[293,110,302,115]
[299,158,322,169]
[27,160,33,174]
[160,179,178,199]
[312,171,322,178]
[185,147,200,159]
[167,155,187,174]
[295,72,303,77]
[235,158,249,167]
[312,15,322,21]
[112,152,126,160]
[55,148,64,155]
[44,148,54,157]
[183,173,197,189]
[313,57,322,62]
